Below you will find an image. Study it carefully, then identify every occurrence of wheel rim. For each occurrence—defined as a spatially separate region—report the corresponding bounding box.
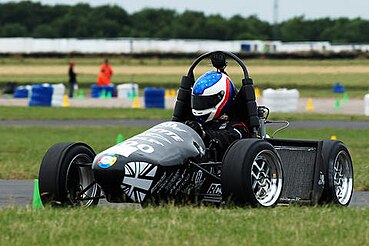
[251,150,283,207]
[332,150,353,205]
[66,153,99,207]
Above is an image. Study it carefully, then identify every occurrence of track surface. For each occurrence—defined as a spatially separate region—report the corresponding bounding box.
[1,119,368,128]
[0,180,368,208]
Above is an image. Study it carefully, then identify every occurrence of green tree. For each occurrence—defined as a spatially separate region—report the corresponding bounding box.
[0,23,27,37]
[130,8,176,38]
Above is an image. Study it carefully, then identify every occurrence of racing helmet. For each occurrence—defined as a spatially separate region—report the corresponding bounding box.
[191,70,237,122]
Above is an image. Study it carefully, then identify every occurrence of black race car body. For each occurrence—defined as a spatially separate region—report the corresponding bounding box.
[92,121,222,204]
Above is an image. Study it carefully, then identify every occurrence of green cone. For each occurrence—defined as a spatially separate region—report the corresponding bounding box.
[333,98,341,109]
[32,179,43,209]
[116,134,124,144]
[342,92,349,103]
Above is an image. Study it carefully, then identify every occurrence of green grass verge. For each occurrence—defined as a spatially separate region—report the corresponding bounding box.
[0,206,368,245]
[0,106,173,120]
[0,126,368,190]
[1,106,369,121]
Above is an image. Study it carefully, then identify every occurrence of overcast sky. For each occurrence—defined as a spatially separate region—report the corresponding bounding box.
[4,0,369,23]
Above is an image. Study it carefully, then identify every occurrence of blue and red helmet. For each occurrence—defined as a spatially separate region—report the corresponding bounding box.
[191,71,237,122]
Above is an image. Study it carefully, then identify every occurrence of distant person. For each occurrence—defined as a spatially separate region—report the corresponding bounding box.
[68,62,77,98]
[97,59,113,86]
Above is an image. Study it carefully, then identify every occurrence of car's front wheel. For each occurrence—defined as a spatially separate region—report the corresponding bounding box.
[38,142,101,207]
[222,139,283,207]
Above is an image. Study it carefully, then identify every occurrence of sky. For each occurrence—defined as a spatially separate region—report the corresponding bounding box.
[3,0,369,23]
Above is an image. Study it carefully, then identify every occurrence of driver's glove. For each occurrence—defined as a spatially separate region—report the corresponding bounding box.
[185,120,206,139]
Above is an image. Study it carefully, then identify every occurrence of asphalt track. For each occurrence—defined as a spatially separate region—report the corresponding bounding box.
[0,180,368,208]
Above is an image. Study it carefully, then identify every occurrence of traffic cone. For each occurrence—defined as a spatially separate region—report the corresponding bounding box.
[78,90,85,99]
[255,87,261,99]
[165,89,170,98]
[100,89,106,99]
[333,98,341,109]
[116,134,124,144]
[330,135,337,140]
[170,89,177,97]
[342,92,349,103]
[305,98,315,111]
[62,95,70,107]
[33,179,43,209]
[106,91,112,99]
[132,96,142,108]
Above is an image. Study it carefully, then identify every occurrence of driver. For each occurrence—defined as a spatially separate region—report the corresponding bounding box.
[185,70,249,160]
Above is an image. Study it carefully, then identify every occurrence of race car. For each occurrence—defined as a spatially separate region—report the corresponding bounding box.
[38,51,354,208]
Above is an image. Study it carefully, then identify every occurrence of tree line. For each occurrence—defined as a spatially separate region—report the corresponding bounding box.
[0,1,368,43]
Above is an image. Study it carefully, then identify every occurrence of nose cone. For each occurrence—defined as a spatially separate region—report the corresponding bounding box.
[92,153,126,202]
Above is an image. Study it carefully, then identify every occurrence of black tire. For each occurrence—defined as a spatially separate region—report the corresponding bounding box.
[320,140,354,206]
[38,142,101,207]
[222,139,283,207]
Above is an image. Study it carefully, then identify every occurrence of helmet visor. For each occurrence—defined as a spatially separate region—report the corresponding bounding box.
[191,91,224,110]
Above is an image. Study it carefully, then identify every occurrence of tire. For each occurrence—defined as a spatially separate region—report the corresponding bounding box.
[222,139,283,207]
[38,142,101,207]
[320,140,354,206]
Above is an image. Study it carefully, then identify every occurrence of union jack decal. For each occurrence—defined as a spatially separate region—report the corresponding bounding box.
[121,162,158,203]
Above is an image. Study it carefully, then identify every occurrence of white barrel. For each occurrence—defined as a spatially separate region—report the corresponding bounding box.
[365,94,369,116]
[51,83,66,107]
[262,88,299,112]
[117,83,139,99]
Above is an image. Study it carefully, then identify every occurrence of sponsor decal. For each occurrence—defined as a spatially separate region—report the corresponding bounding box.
[318,171,325,186]
[194,170,203,184]
[158,122,187,132]
[97,154,117,169]
[206,183,222,195]
[121,162,157,203]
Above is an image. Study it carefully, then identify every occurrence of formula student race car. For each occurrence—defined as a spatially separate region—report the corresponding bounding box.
[38,51,354,208]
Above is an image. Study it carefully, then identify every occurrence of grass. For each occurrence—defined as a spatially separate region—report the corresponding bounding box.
[0,126,368,190]
[1,106,369,121]
[0,206,368,245]
[0,126,145,179]
[0,106,173,120]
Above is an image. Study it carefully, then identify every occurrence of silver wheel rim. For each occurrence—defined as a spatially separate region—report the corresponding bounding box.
[333,150,353,205]
[66,153,99,207]
[251,150,283,207]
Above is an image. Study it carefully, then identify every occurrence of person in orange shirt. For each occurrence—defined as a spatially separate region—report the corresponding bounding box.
[97,59,113,86]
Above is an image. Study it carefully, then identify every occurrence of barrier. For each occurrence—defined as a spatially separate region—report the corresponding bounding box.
[13,85,31,98]
[262,88,299,112]
[365,94,369,116]
[144,88,165,109]
[29,84,53,106]
[91,85,115,98]
[117,83,139,99]
[51,83,65,107]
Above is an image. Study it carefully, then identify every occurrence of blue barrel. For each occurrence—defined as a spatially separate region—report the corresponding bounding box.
[14,88,29,98]
[144,88,165,109]
[91,85,115,98]
[29,85,53,107]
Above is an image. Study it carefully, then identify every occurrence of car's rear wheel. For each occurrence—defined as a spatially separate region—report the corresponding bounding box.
[320,140,354,206]
[39,142,101,207]
[222,139,283,207]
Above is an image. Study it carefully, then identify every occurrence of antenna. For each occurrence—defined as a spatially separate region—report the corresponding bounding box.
[273,0,279,40]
